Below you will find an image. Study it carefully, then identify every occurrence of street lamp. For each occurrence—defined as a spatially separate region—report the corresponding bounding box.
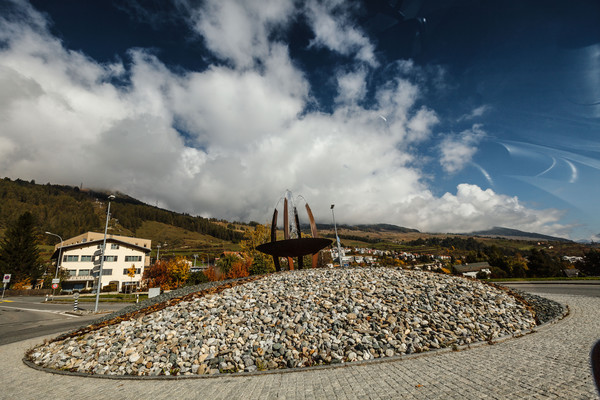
[156,243,161,261]
[45,231,63,299]
[95,195,115,313]
[193,254,198,268]
[331,204,344,267]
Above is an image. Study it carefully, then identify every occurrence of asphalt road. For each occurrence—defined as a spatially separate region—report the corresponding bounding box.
[502,283,600,297]
[0,296,131,346]
[1,284,597,348]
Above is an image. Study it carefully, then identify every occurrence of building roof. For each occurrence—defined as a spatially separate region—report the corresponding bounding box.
[454,262,491,273]
[55,231,151,250]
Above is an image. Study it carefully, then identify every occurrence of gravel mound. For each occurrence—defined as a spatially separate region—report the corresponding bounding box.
[28,268,543,376]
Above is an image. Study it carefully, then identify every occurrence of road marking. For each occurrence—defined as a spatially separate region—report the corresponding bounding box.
[0,300,13,303]
[0,305,80,318]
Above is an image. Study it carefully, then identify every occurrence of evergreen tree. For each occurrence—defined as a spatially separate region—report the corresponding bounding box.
[576,249,600,276]
[0,211,43,285]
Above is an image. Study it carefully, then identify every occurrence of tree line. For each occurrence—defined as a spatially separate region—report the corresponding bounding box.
[0,177,242,244]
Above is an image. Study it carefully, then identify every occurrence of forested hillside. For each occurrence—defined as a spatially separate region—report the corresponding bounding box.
[0,178,243,244]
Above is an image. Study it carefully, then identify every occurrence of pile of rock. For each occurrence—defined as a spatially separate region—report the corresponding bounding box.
[28,268,537,376]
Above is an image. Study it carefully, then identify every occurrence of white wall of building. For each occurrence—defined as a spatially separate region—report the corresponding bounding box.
[59,239,149,291]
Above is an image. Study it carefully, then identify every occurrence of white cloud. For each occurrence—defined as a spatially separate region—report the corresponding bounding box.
[439,124,486,174]
[190,0,296,69]
[404,184,567,236]
[458,104,490,121]
[334,67,368,105]
[304,0,376,66]
[0,1,572,238]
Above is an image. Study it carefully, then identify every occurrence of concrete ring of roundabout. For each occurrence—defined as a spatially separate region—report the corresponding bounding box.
[21,267,569,380]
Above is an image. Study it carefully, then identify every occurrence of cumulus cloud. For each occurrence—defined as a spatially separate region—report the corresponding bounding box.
[0,1,571,237]
[439,124,486,174]
[334,67,368,105]
[404,184,568,237]
[190,0,296,68]
[304,0,376,65]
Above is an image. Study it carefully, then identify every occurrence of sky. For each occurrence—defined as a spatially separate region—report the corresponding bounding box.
[1,0,599,241]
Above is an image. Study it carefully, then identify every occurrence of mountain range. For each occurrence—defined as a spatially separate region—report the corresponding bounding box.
[0,178,572,258]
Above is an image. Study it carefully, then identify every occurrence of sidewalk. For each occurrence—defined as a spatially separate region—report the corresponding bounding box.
[1,293,599,400]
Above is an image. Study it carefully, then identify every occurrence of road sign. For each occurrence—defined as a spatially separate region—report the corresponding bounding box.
[52,283,58,289]
[2,274,10,283]
[73,292,80,300]
[52,278,60,284]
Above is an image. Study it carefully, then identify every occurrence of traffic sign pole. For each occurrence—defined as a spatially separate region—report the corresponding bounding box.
[51,278,60,299]
[2,274,11,300]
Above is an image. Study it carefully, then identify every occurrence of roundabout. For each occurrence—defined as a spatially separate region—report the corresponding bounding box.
[26,268,557,377]
[0,275,596,398]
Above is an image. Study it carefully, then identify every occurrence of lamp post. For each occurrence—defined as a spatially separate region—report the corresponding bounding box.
[156,244,161,261]
[193,254,198,268]
[45,231,63,299]
[94,195,115,313]
[331,204,344,267]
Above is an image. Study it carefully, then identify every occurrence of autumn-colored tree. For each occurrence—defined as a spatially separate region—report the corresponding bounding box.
[126,264,136,293]
[216,253,241,276]
[11,276,33,290]
[143,257,191,289]
[239,224,275,275]
[169,256,191,288]
[227,257,251,279]
[143,260,170,290]
[204,265,219,282]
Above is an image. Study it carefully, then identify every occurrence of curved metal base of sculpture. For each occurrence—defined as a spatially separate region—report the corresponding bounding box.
[256,238,332,258]
[257,192,332,271]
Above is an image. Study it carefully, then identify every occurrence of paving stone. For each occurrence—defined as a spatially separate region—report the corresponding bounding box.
[1,293,599,399]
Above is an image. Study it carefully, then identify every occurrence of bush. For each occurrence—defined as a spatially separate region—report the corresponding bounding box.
[101,283,118,292]
[476,270,489,279]
[186,271,209,285]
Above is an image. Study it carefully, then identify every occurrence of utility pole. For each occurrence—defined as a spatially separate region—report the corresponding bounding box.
[94,195,114,313]
[45,231,63,299]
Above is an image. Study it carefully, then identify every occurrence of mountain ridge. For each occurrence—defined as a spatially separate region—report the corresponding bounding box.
[465,226,571,242]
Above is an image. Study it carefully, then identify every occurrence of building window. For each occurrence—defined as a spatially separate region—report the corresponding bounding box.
[81,255,92,262]
[125,256,142,262]
[67,270,77,276]
[103,255,118,262]
[78,269,90,276]
[63,255,79,262]
[111,243,119,249]
[97,245,101,249]
[102,269,112,276]
[82,239,87,243]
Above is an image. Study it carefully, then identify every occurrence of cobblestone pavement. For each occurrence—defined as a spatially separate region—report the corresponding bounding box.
[1,293,599,400]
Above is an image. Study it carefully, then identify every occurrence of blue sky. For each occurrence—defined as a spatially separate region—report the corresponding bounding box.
[1,0,599,241]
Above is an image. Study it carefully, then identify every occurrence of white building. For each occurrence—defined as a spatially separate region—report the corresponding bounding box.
[51,232,151,292]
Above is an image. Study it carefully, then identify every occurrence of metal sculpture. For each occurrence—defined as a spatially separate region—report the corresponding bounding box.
[256,191,332,271]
